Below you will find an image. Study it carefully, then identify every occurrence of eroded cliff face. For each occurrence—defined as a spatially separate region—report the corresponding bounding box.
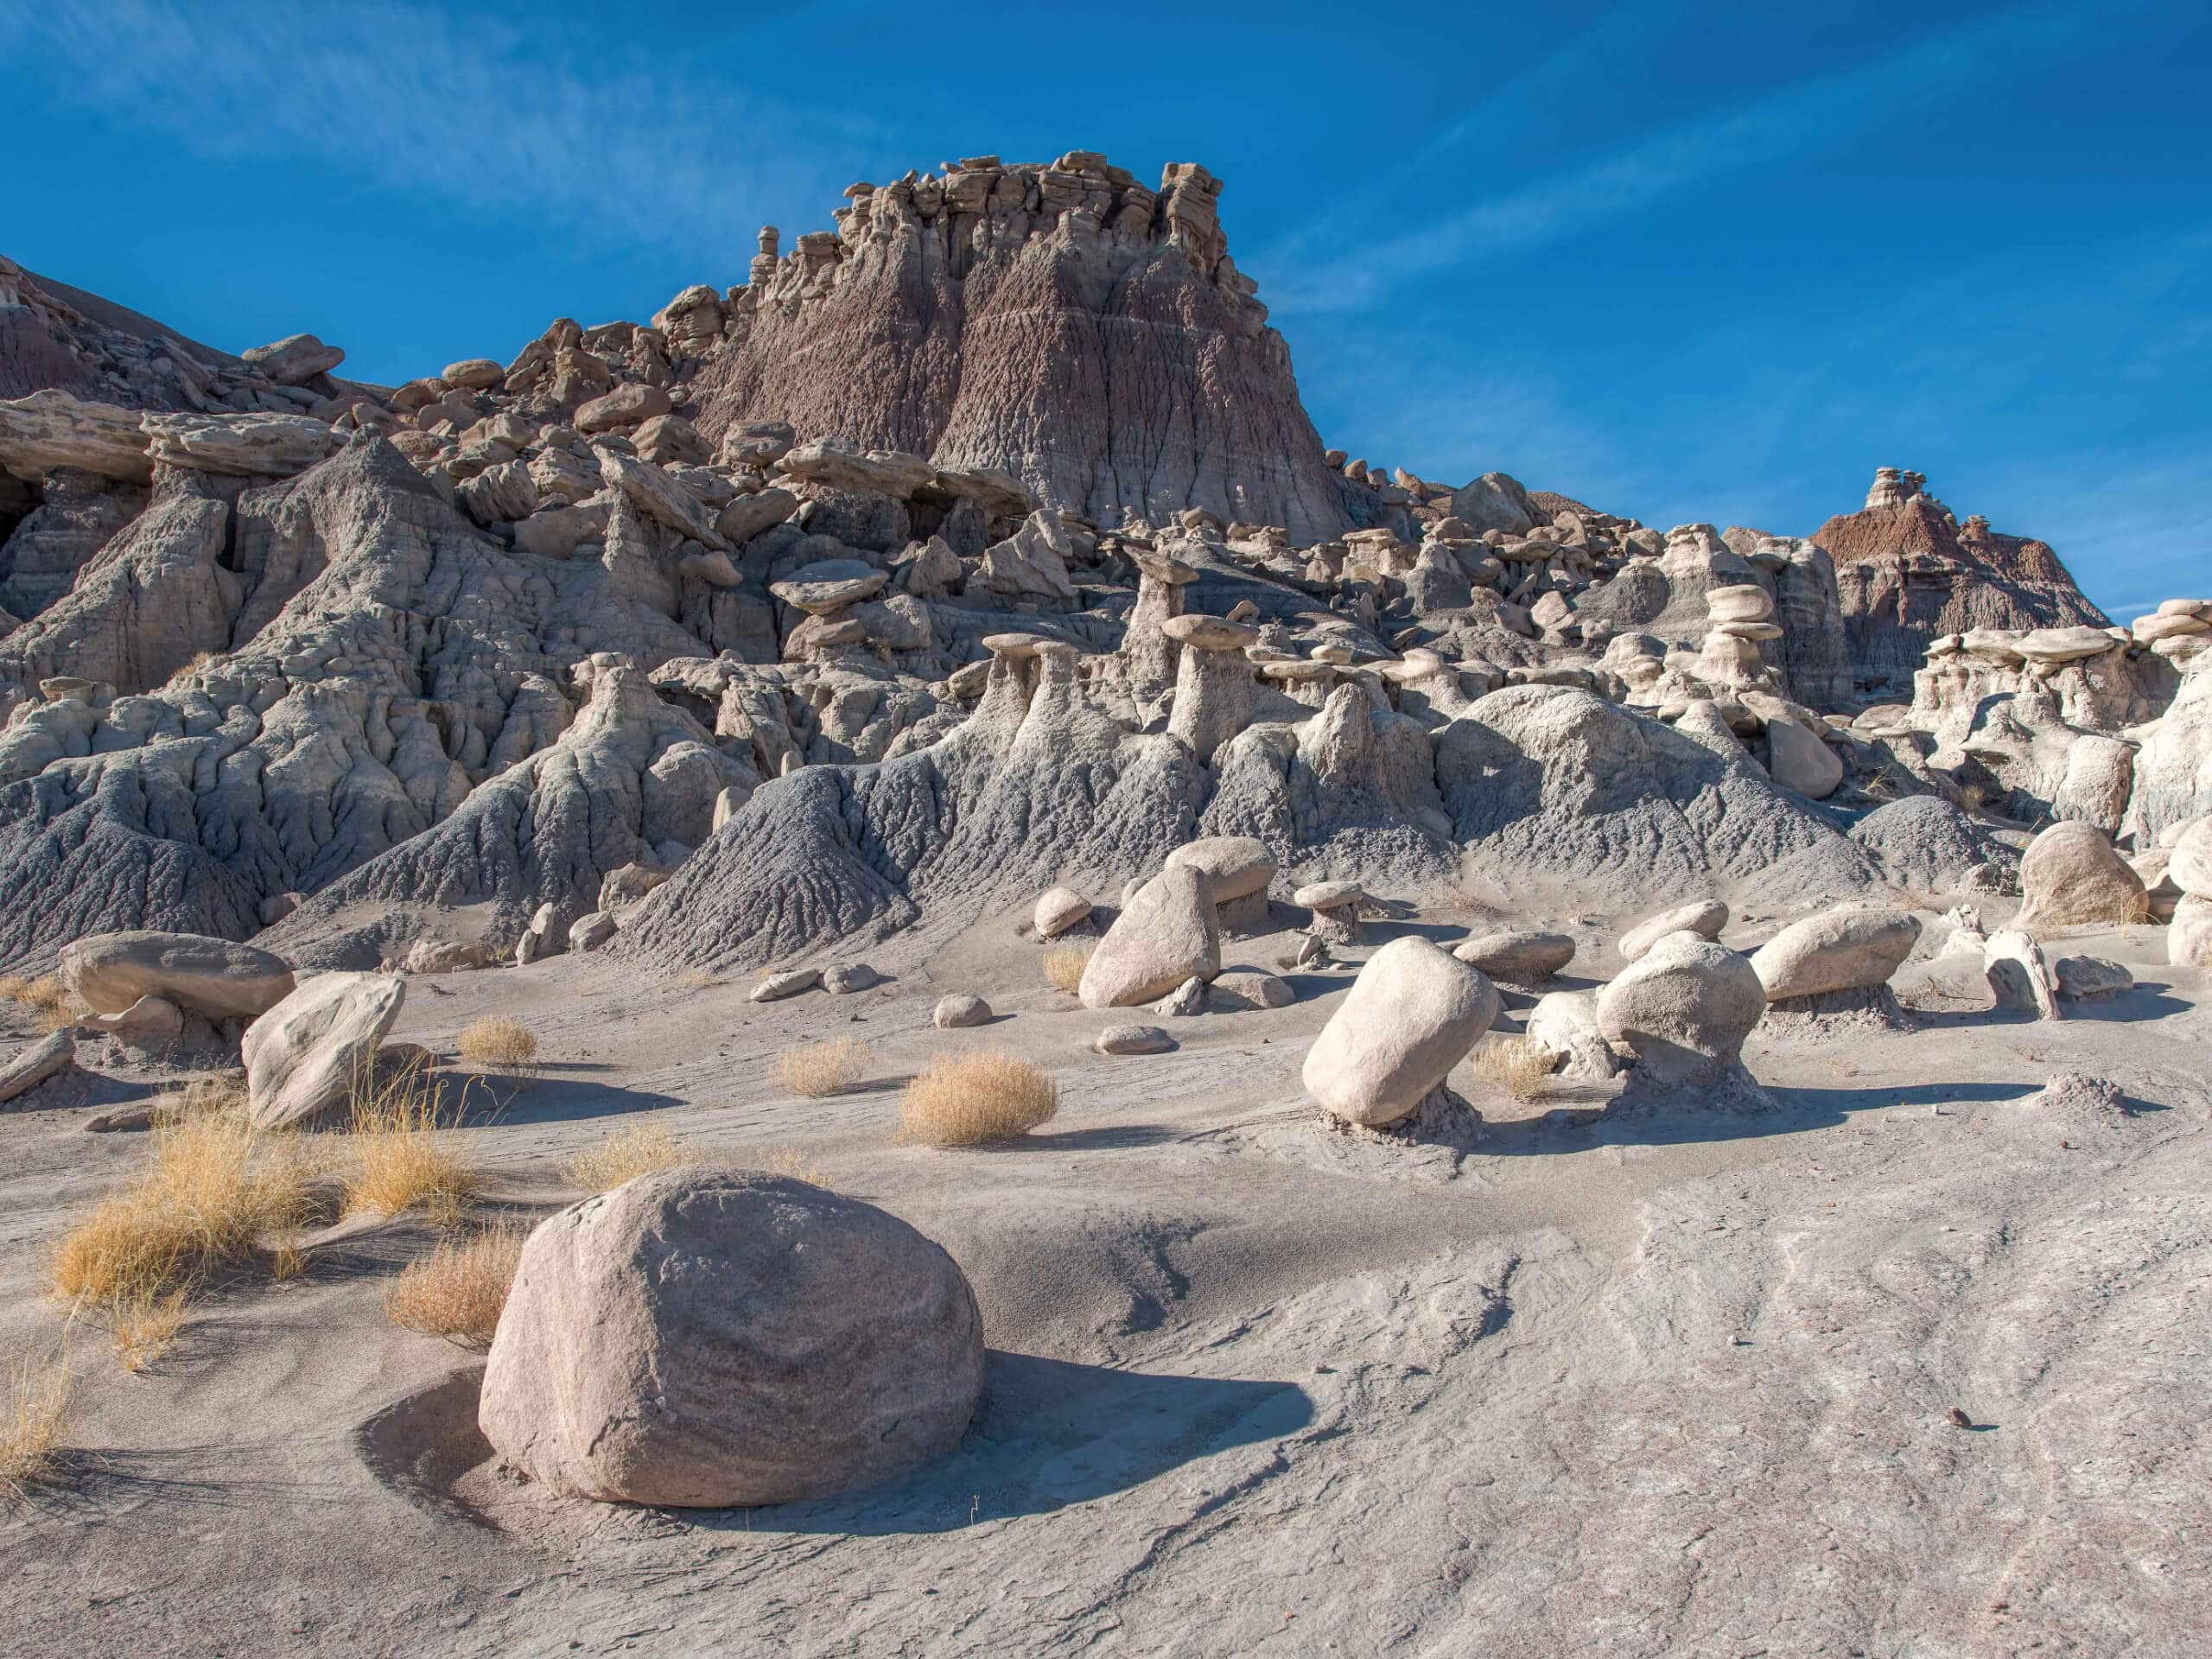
[684,155,1381,544]
[1817,468,2111,696]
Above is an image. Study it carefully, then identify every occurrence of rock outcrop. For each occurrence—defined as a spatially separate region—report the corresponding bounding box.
[1814,469,2110,697]
[686,156,1382,543]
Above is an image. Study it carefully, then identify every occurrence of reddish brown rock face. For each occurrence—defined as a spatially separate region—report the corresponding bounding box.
[690,158,1385,544]
[1816,474,2109,696]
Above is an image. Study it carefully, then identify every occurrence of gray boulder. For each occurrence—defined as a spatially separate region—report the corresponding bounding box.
[478,1170,982,1508]
[242,970,406,1128]
[1596,935,1765,1085]
[1078,865,1220,1009]
[59,930,295,1021]
[1749,906,1922,1001]
[1302,937,1499,1128]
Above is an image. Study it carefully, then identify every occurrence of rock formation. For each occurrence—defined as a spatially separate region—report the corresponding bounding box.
[1815,468,2110,697]
[683,156,1381,543]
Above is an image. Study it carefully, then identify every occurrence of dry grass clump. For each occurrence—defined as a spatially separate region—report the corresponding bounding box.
[775,1036,871,1099]
[1,1356,75,1499]
[456,1017,538,1072]
[53,1114,309,1310]
[1040,945,1092,995]
[561,1121,698,1192]
[675,969,721,990]
[0,974,76,1032]
[52,1111,310,1368]
[344,1059,477,1219]
[382,1222,526,1345]
[896,1051,1058,1147]
[1472,1034,1555,1101]
[149,1071,250,1128]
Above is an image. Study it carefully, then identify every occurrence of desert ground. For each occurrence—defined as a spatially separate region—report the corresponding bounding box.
[3,887,2205,1658]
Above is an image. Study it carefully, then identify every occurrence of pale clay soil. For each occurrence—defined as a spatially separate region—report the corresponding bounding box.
[2,897,2207,1658]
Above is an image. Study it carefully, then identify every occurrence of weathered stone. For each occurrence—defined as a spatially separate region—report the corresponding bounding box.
[1596,935,1764,1085]
[1619,900,1729,962]
[1033,886,1092,938]
[2014,822,2148,933]
[0,1029,73,1103]
[479,1171,982,1508]
[1163,836,1276,901]
[1302,937,1498,1128]
[59,930,295,1021]
[1453,931,1575,983]
[1749,906,1922,1001]
[242,972,406,1129]
[751,968,821,1002]
[1078,865,1220,1008]
[932,994,992,1028]
[1096,1023,1175,1055]
[1985,929,2061,1019]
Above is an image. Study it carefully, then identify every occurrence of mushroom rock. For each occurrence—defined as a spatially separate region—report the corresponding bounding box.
[1161,613,1260,764]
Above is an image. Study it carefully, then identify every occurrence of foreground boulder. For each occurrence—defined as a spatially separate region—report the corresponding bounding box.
[1596,935,1765,1085]
[2014,822,2147,933]
[59,930,295,1021]
[1303,937,1499,1128]
[1748,906,1922,1002]
[479,1170,983,1508]
[242,971,405,1128]
[1078,865,1220,1008]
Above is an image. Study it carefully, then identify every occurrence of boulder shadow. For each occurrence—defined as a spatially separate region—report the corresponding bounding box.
[703,1350,1313,1536]
[2056,982,2190,1022]
[472,1077,685,1128]
[1478,1077,2041,1153]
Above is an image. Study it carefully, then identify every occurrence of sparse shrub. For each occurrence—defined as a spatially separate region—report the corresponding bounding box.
[1040,946,1091,995]
[561,1121,697,1192]
[345,1058,477,1218]
[382,1222,526,1345]
[164,648,222,686]
[111,1282,190,1374]
[1,1357,74,1499]
[676,969,721,990]
[53,1114,309,1311]
[896,1051,1058,1147]
[149,1071,250,1128]
[1471,1035,1554,1101]
[775,1037,871,1099]
[0,975,76,1033]
[456,1017,537,1072]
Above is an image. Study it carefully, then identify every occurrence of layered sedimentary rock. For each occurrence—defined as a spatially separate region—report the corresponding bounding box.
[685,156,1381,543]
[1815,468,2110,696]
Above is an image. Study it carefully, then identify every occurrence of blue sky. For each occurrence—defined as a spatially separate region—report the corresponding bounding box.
[3,0,2204,618]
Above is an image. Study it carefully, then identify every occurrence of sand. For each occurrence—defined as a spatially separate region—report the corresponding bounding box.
[2,901,2206,1656]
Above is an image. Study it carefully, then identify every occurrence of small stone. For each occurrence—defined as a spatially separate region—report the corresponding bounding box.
[932,994,992,1029]
[751,968,822,1002]
[1095,1024,1175,1055]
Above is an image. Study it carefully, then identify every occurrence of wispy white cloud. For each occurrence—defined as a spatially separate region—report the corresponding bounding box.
[1263,0,2120,316]
[2,0,882,264]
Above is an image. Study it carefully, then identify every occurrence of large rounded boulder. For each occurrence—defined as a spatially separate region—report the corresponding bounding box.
[1596,934,1765,1084]
[1078,865,1220,1008]
[479,1170,983,1509]
[60,930,296,1021]
[1749,906,1922,1002]
[1302,936,1499,1128]
[2014,821,2147,933]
